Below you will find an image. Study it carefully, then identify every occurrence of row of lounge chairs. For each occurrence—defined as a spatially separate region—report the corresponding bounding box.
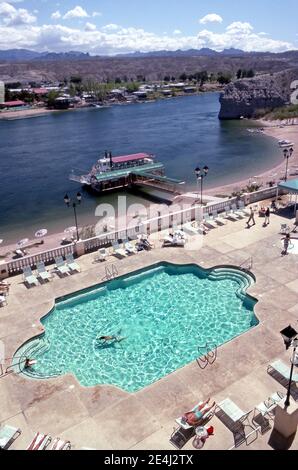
[94,238,153,262]
[0,427,71,450]
[23,254,81,287]
[183,203,250,237]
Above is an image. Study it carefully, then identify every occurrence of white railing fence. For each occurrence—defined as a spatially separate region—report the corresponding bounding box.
[5,245,74,277]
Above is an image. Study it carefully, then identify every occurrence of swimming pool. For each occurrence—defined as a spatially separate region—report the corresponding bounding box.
[16,263,258,392]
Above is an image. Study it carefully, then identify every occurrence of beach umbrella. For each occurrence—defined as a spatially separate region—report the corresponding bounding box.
[0,239,3,244]
[16,238,29,247]
[35,228,48,238]
[64,226,77,234]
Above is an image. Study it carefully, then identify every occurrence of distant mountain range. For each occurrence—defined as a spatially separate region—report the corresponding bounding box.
[115,48,248,58]
[0,49,91,61]
[2,47,297,62]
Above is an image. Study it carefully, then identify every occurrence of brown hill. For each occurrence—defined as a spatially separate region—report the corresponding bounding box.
[1,52,298,83]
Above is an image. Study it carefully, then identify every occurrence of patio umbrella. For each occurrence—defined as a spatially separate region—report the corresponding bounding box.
[35,228,48,238]
[16,238,29,247]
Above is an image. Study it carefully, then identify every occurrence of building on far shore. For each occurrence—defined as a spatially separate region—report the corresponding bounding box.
[0,81,4,104]
[0,100,27,111]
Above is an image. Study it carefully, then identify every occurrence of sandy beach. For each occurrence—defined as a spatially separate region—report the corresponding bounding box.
[1,118,298,261]
[0,107,66,120]
[206,119,298,196]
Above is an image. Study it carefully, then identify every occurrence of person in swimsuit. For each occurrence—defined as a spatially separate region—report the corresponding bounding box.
[97,335,126,344]
[183,398,216,426]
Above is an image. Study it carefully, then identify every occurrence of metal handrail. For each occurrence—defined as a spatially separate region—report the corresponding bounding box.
[239,257,253,271]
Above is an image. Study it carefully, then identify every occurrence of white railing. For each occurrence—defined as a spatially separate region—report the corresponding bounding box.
[243,186,283,205]
[6,244,74,276]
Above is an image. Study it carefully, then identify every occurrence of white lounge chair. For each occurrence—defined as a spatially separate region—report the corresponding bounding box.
[224,207,239,221]
[94,248,108,262]
[183,222,198,236]
[0,294,8,307]
[48,437,71,450]
[231,204,244,218]
[23,266,39,287]
[216,398,252,435]
[253,391,284,431]
[163,235,186,247]
[211,211,226,225]
[171,401,214,450]
[65,253,81,272]
[36,262,52,282]
[55,256,71,276]
[175,401,214,430]
[238,201,250,215]
[267,359,298,383]
[27,432,52,450]
[112,242,127,258]
[203,213,218,228]
[124,240,137,254]
[0,425,21,449]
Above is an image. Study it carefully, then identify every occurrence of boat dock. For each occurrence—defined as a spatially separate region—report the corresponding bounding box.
[70,152,185,199]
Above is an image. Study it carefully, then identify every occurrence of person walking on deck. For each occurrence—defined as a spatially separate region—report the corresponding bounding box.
[246,207,256,228]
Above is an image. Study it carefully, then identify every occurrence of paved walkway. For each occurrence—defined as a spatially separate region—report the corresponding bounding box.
[1,206,298,450]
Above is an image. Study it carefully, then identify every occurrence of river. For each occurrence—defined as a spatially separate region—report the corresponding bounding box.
[0,93,280,243]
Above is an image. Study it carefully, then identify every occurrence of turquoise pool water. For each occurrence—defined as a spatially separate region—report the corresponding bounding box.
[18,263,258,392]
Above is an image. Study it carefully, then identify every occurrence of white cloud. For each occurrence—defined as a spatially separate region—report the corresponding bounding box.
[0,1,36,26]
[173,29,182,35]
[0,18,294,55]
[51,11,61,20]
[92,11,102,18]
[102,24,120,31]
[199,13,223,25]
[85,22,96,32]
[63,6,89,20]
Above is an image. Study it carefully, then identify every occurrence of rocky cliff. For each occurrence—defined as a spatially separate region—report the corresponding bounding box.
[219,68,298,119]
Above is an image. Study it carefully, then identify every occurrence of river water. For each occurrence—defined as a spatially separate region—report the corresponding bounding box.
[0,93,280,243]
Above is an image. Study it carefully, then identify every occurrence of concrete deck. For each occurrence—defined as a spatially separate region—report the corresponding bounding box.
[1,206,298,450]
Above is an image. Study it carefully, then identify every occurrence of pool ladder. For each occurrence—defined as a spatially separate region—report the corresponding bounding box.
[196,342,217,369]
[102,263,119,281]
[239,256,253,271]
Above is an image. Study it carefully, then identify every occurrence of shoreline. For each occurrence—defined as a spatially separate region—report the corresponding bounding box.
[206,119,298,196]
[0,88,222,121]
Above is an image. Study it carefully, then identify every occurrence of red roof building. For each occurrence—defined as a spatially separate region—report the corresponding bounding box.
[0,100,26,108]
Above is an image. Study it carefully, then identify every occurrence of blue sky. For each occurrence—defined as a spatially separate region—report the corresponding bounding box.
[0,0,297,54]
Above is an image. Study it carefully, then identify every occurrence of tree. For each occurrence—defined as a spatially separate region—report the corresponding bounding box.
[217,73,232,85]
[47,90,60,108]
[236,69,242,80]
[126,82,140,92]
[246,69,255,78]
[164,76,171,82]
[70,76,82,84]
[179,73,187,81]
[115,77,122,84]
